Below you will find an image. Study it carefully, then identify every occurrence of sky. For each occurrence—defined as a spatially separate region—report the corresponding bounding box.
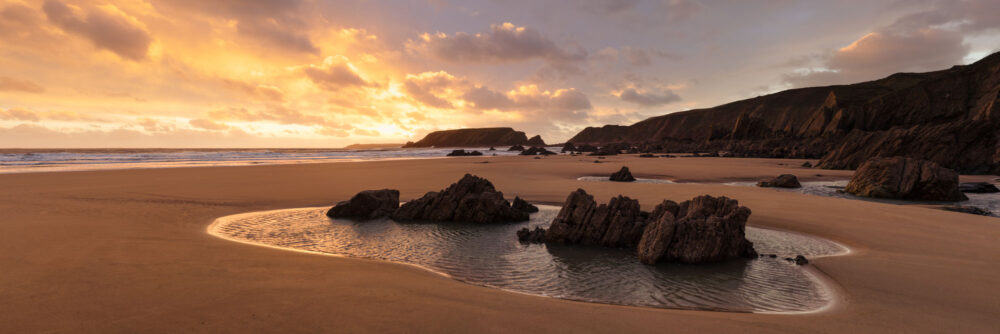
[0,0,998,148]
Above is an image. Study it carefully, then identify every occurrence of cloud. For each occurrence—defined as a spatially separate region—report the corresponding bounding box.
[189,118,229,131]
[0,108,40,122]
[42,0,152,61]
[403,71,463,109]
[415,22,586,64]
[304,55,376,90]
[224,80,285,102]
[151,0,318,54]
[0,77,45,93]
[618,87,681,107]
[463,85,592,115]
[783,0,999,87]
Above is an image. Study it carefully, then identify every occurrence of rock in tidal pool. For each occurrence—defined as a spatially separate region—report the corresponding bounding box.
[845,157,967,201]
[757,174,801,188]
[609,166,636,182]
[512,196,539,213]
[516,227,546,243]
[390,174,534,224]
[326,189,400,221]
[536,189,757,265]
[958,182,1000,193]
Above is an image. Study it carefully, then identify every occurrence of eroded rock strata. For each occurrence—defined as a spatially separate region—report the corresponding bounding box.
[538,189,757,265]
[391,174,534,223]
[326,189,400,221]
[564,52,1000,174]
[844,157,967,201]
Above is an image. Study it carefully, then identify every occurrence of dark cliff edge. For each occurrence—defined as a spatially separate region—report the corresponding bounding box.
[403,127,544,148]
[567,52,1000,174]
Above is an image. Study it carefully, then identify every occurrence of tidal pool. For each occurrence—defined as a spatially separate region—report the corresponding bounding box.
[209,205,847,313]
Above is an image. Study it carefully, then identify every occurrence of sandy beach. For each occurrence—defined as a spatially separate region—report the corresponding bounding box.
[2,155,998,333]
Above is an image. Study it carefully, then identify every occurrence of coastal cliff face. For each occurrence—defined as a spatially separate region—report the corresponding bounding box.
[403,127,544,148]
[567,52,1000,174]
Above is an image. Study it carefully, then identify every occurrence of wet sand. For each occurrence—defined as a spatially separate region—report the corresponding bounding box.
[1,155,998,332]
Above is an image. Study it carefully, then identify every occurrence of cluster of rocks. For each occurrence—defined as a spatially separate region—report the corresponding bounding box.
[609,166,636,182]
[520,146,556,156]
[844,157,967,201]
[507,145,525,151]
[519,189,758,265]
[757,174,801,188]
[327,174,537,224]
[446,149,483,157]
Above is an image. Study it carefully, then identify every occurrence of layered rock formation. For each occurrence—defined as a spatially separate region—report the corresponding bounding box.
[538,189,757,265]
[446,149,482,156]
[844,157,967,201]
[526,135,546,146]
[326,189,400,220]
[391,174,535,223]
[565,52,1000,174]
[637,195,757,264]
[757,174,801,188]
[403,127,541,148]
[609,166,636,182]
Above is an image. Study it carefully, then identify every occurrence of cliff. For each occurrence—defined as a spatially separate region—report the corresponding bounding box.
[567,51,1000,173]
[403,127,539,148]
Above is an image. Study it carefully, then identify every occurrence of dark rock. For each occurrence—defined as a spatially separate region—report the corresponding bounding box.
[516,227,546,243]
[391,174,529,223]
[802,161,813,168]
[845,157,967,201]
[757,174,801,188]
[942,205,992,216]
[593,160,601,163]
[609,166,636,182]
[526,135,546,146]
[521,146,556,156]
[446,149,483,156]
[787,255,809,265]
[544,189,649,248]
[488,146,496,151]
[507,145,525,151]
[639,153,656,158]
[959,182,1000,193]
[561,143,577,153]
[327,189,400,221]
[637,195,757,264]
[403,127,529,148]
[533,156,541,159]
[512,196,539,213]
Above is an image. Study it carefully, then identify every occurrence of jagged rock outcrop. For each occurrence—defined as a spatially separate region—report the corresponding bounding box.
[516,227,546,243]
[844,157,968,201]
[391,174,533,223]
[512,196,539,213]
[403,127,539,148]
[539,189,757,265]
[326,189,400,221]
[526,135,546,146]
[609,166,636,182]
[544,190,650,248]
[565,52,1000,174]
[637,195,757,264]
[446,149,483,156]
[561,143,576,152]
[959,182,1000,193]
[520,146,556,156]
[757,174,801,188]
[507,145,525,151]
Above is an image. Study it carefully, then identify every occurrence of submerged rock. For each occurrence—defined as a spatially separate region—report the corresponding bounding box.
[959,182,1000,193]
[784,255,809,265]
[516,227,546,243]
[942,205,992,216]
[845,157,967,201]
[757,174,801,188]
[391,174,530,224]
[327,189,400,221]
[447,149,483,156]
[638,195,757,264]
[609,166,636,182]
